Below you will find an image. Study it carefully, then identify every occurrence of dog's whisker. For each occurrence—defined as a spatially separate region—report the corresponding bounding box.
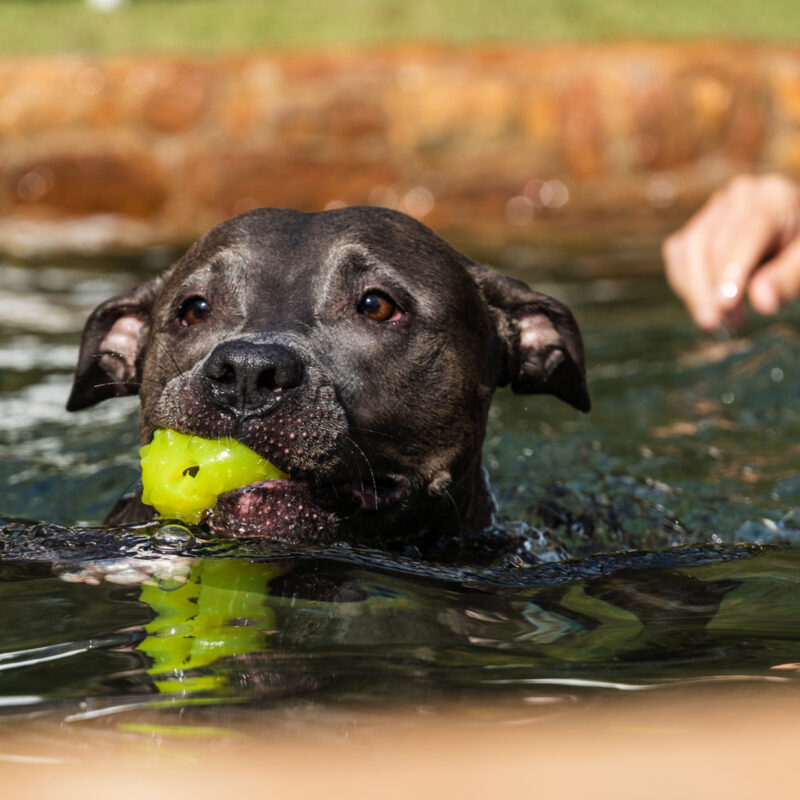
[343,435,378,506]
[139,378,168,391]
[84,348,173,393]
[347,426,399,442]
[88,377,169,394]
[293,321,315,335]
[441,487,464,549]
[152,338,185,380]
[90,380,142,391]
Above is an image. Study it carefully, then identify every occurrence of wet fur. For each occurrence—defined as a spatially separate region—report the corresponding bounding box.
[68,207,589,544]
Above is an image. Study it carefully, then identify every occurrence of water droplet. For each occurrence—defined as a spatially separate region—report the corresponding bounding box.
[151,524,194,551]
[735,518,780,543]
[332,540,352,550]
[495,553,527,569]
[780,509,800,532]
[770,367,784,383]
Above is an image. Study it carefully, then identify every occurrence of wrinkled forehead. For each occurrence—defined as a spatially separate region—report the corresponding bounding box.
[164,208,480,305]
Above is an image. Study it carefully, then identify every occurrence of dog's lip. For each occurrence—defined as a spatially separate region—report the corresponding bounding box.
[215,477,294,503]
[203,473,410,542]
[214,474,408,513]
[206,477,334,542]
[215,477,315,518]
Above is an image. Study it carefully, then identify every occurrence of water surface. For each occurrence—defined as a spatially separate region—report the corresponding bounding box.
[1,239,798,740]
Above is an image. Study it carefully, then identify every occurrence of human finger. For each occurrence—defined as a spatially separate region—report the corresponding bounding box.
[748,236,800,315]
[710,175,800,312]
[663,214,724,329]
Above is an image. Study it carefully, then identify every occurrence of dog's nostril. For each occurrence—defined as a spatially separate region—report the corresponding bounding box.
[204,354,237,385]
[260,374,289,393]
[257,362,303,393]
[215,365,237,385]
[257,367,279,392]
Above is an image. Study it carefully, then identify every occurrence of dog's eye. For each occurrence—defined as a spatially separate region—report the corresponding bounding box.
[178,296,211,327]
[357,291,400,322]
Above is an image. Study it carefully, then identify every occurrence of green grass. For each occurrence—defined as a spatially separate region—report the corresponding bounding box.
[2,0,800,55]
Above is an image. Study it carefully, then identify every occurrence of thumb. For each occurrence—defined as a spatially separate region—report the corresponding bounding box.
[749,238,800,315]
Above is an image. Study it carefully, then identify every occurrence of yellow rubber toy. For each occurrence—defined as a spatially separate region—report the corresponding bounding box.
[140,429,287,524]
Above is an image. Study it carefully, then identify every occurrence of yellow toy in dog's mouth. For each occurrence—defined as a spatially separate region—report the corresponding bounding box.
[140,429,288,524]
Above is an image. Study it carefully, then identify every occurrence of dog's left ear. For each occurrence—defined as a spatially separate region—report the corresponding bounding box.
[469,263,590,412]
[66,276,163,411]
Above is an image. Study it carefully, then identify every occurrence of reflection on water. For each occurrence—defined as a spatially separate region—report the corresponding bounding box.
[1,543,800,732]
[0,239,799,734]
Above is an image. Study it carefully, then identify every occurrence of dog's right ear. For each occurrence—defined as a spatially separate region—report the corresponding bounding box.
[66,276,163,411]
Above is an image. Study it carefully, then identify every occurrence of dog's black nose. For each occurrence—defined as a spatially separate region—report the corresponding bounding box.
[203,340,304,413]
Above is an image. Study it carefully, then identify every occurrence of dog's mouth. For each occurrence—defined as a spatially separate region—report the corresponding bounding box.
[202,474,408,544]
[143,402,411,542]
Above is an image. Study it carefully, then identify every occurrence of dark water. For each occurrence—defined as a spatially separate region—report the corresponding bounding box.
[1,239,799,737]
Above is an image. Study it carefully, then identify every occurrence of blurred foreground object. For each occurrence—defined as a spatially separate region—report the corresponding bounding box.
[663,174,800,329]
[3,690,800,800]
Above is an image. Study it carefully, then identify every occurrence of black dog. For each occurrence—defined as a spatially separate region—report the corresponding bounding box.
[67,207,589,545]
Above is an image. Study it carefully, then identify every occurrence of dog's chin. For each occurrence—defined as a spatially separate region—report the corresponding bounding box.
[204,479,338,543]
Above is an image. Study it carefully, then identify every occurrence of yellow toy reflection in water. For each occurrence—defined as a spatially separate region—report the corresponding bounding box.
[139,429,288,524]
[138,559,284,694]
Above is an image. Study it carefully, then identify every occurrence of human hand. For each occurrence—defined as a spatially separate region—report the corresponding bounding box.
[662,174,800,329]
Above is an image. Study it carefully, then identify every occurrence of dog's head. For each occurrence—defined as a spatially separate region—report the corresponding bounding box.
[68,207,589,542]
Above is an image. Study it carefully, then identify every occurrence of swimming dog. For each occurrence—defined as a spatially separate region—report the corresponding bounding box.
[68,207,589,545]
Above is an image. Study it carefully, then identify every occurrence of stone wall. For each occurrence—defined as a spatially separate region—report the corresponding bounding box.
[2,43,800,254]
